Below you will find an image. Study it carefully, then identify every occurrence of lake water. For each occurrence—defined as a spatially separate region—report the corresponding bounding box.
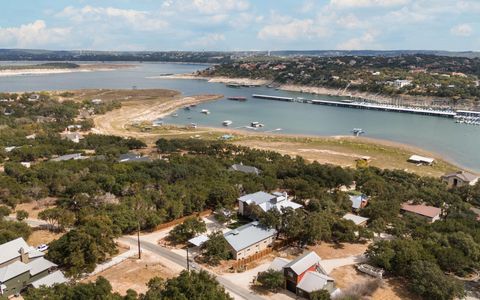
[0,62,478,171]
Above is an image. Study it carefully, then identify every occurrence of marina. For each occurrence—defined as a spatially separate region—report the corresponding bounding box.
[1,62,479,171]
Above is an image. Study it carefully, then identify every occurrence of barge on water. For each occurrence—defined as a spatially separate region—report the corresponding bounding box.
[228,96,247,101]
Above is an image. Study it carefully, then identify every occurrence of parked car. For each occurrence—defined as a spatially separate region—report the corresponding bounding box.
[36,244,49,252]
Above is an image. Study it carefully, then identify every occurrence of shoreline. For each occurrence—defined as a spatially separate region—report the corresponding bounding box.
[0,63,135,77]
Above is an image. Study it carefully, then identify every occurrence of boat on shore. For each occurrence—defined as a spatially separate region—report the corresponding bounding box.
[227,83,242,88]
[227,96,247,101]
[352,128,365,136]
[223,120,233,126]
[201,109,210,114]
[251,121,264,128]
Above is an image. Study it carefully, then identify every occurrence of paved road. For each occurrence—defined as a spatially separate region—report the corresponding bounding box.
[121,236,264,300]
[4,216,50,228]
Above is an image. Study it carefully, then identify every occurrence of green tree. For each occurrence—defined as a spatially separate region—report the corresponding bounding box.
[167,217,207,244]
[201,231,231,265]
[16,210,29,221]
[310,289,331,300]
[256,269,284,292]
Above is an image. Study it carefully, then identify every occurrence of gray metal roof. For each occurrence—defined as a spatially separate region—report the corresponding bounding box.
[27,257,57,276]
[31,271,67,288]
[349,195,367,209]
[224,222,276,252]
[188,235,209,247]
[0,261,30,282]
[0,238,31,265]
[238,191,275,205]
[343,213,369,225]
[230,164,260,175]
[284,251,321,275]
[51,153,83,162]
[296,271,334,293]
[443,171,479,182]
[268,257,291,272]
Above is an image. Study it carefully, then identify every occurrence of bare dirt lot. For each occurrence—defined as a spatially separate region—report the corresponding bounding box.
[330,265,420,300]
[84,253,181,295]
[27,229,63,246]
[308,242,369,259]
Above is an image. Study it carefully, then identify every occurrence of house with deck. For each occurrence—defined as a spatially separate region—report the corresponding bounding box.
[238,191,302,217]
[268,251,336,299]
[0,238,66,297]
[401,203,442,223]
[442,171,479,188]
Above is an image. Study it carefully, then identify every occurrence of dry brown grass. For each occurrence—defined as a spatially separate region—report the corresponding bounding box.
[27,229,63,246]
[308,242,369,259]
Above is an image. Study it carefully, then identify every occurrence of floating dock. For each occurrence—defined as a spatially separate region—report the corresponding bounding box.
[311,100,456,118]
[252,94,294,102]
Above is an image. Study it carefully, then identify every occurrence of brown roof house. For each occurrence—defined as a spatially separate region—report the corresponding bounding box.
[401,203,442,223]
[442,171,479,188]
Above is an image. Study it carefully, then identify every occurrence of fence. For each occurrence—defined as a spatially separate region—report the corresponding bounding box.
[154,210,212,231]
[229,239,288,272]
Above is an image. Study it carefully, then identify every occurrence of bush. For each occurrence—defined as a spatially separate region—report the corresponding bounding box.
[16,210,29,221]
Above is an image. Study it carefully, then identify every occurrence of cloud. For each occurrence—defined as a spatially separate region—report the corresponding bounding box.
[0,20,70,48]
[162,0,249,15]
[336,14,367,29]
[258,17,330,41]
[185,33,225,48]
[337,30,380,50]
[330,0,410,8]
[450,24,473,37]
[57,6,168,31]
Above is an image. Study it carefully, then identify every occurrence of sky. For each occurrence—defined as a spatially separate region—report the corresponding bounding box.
[0,0,479,51]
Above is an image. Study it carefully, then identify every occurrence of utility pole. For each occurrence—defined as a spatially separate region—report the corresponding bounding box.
[137,220,141,259]
[186,247,190,272]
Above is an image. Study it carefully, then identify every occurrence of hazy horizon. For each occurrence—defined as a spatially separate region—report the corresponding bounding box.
[1,0,479,52]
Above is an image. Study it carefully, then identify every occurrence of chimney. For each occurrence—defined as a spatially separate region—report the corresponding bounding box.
[19,247,29,263]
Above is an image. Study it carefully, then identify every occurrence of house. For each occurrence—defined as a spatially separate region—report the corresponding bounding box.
[272,251,335,299]
[61,132,83,143]
[238,191,302,217]
[0,238,66,297]
[408,155,435,165]
[50,153,85,162]
[343,213,369,226]
[224,221,276,260]
[27,94,40,102]
[392,80,412,88]
[229,163,261,175]
[442,171,479,188]
[349,194,369,212]
[118,153,152,163]
[401,203,442,223]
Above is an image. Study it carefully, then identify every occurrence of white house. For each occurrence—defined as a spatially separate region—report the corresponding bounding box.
[442,171,479,188]
[238,191,302,217]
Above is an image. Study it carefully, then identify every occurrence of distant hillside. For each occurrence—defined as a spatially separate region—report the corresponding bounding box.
[0,49,479,62]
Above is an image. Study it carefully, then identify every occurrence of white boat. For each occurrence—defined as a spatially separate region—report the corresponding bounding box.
[251,122,264,128]
[223,120,233,126]
[201,109,210,114]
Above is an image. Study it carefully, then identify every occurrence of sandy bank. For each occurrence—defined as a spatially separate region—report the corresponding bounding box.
[0,63,135,77]
[147,74,270,86]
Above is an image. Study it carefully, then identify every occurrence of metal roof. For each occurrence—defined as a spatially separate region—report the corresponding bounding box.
[443,171,479,182]
[258,200,303,213]
[408,155,435,164]
[0,261,30,282]
[51,153,83,162]
[268,257,291,272]
[401,203,441,218]
[188,235,209,247]
[349,195,367,209]
[296,271,334,293]
[0,238,32,265]
[343,213,369,225]
[283,251,321,275]
[31,271,67,288]
[224,222,276,252]
[230,164,260,174]
[238,191,275,205]
[27,257,57,276]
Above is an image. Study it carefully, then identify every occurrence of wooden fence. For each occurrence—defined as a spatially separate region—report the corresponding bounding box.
[229,239,288,271]
[154,210,212,231]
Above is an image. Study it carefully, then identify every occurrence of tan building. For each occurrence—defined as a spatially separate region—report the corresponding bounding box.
[224,222,276,260]
[442,171,479,188]
[401,203,442,223]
